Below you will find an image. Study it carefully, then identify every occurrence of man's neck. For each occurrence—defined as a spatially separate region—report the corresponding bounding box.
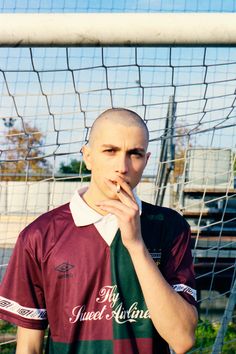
[82,186,108,216]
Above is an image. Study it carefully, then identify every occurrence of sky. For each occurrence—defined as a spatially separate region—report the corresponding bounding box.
[0,0,236,13]
[0,1,236,178]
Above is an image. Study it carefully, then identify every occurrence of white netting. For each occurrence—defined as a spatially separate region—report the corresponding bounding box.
[0,16,236,354]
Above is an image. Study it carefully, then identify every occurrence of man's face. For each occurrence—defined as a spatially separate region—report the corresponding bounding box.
[83,120,150,200]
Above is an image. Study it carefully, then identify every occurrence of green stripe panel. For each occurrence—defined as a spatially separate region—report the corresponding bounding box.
[110,231,154,340]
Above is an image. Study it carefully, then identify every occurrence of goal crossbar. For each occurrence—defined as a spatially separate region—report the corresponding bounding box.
[1,13,236,47]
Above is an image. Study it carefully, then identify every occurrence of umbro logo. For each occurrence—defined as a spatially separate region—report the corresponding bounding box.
[55,262,74,279]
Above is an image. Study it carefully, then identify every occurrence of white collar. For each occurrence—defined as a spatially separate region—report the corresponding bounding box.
[69,186,142,227]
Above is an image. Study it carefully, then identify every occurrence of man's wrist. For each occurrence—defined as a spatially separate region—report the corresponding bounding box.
[124,237,147,256]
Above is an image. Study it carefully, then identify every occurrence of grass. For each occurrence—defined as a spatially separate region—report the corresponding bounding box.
[190,319,236,353]
[0,320,16,354]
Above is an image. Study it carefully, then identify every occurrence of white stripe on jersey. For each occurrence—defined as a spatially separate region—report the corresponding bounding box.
[0,296,47,320]
[172,284,197,301]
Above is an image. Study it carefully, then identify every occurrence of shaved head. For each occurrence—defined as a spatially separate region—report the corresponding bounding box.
[82,107,151,203]
[89,108,149,146]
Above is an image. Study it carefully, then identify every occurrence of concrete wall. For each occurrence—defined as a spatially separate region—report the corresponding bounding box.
[0,180,159,215]
[1,180,170,246]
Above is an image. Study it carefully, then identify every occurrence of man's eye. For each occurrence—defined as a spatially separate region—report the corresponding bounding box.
[104,149,114,153]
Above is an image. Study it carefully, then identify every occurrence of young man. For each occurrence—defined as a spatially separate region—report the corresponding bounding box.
[0,108,198,354]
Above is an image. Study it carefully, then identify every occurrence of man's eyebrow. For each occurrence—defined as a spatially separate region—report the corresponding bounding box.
[101,144,145,153]
[101,144,120,149]
[129,148,146,154]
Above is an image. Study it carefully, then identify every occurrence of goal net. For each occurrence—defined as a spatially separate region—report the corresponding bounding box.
[0,14,236,354]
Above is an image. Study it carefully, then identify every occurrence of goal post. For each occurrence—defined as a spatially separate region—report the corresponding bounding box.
[0,12,236,353]
[1,13,236,47]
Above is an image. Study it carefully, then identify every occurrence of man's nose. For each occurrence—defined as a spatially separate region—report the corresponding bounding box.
[116,154,128,174]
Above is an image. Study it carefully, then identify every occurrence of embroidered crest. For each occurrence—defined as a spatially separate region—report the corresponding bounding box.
[149,249,162,266]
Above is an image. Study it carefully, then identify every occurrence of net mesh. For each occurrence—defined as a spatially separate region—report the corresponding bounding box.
[0,11,236,354]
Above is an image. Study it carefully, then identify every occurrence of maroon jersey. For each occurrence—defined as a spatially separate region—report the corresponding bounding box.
[0,201,196,353]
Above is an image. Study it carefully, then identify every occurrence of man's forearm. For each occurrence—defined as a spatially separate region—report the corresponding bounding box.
[126,240,198,354]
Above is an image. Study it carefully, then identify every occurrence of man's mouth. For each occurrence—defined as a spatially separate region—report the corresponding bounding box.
[109,179,130,187]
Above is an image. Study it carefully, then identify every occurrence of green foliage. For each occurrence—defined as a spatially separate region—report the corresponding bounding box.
[1,123,51,181]
[0,320,16,354]
[58,159,90,181]
[0,320,16,334]
[222,322,236,354]
[194,319,218,352]
[191,319,236,353]
[0,344,16,354]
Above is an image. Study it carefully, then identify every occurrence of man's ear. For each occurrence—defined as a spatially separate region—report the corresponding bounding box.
[81,145,92,171]
[145,152,151,167]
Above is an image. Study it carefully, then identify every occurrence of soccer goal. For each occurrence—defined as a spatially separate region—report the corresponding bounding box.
[0,12,236,353]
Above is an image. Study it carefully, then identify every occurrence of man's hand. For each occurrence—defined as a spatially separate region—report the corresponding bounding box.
[96,177,143,249]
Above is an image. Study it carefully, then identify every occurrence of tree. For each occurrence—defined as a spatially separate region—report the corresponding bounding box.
[1,122,51,181]
[58,159,90,181]
[173,126,194,182]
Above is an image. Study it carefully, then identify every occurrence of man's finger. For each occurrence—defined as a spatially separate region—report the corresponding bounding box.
[96,198,138,215]
[105,177,135,202]
[115,177,135,200]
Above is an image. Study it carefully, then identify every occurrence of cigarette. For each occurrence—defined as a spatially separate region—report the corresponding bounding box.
[116,183,121,193]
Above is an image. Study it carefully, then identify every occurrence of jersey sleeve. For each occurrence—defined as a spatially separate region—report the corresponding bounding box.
[160,221,197,308]
[0,227,48,330]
